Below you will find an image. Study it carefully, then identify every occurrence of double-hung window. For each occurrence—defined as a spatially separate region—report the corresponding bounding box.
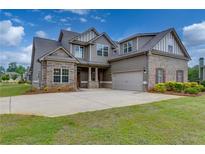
[75,45,84,58]
[123,41,133,53]
[156,68,165,84]
[97,44,109,56]
[176,70,184,82]
[53,68,69,83]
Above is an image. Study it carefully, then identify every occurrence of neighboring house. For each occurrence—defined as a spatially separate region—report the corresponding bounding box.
[199,57,205,81]
[30,27,191,91]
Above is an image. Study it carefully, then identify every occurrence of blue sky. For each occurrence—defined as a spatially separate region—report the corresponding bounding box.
[0,9,205,68]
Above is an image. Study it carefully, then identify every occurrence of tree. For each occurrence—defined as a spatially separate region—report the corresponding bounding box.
[16,65,26,79]
[0,66,5,75]
[1,74,10,81]
[11,74,18,80]
[188,65,199,82]
[7,62,17,72]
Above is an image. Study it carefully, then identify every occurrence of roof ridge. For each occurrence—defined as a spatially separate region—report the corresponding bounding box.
[34,37,59,43]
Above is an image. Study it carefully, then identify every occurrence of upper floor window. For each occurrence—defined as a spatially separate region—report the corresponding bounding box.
[97,44,109,57]
[176,70,184,82]
[156,68,165,84]
[123,41,133,54]
[75,46,84,58]
[168,45,173,53]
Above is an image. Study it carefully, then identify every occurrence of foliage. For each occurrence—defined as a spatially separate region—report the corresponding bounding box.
[1,74,10,81]
[18,79,27,84]
[154,83,166,93]
[0,65,5,75]
[154,81,203,94]
[188,65,199,82]
[11,74,18,80]
[201,80,205,87]
[16,65,26,75]
[184,87,200,94]
[173,82,184,92]
[7,62,17,72]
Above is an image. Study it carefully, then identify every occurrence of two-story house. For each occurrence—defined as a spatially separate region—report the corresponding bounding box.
[30,27,191,91]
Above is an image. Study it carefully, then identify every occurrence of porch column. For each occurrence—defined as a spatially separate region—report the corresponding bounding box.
[95,67,98,82]
[88,67,92,81]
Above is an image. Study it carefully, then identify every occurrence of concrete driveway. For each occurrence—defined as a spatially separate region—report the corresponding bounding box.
[0,89,182,117]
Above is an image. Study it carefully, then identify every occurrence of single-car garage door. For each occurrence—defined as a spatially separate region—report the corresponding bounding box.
[112,71,143,91]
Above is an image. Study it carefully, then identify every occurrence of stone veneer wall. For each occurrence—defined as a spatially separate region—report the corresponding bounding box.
[88,81,99,88]
[147,53,188,89]
[42,60,77,89]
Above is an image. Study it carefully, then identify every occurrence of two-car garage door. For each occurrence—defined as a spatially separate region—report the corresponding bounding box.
[112,71,143,91]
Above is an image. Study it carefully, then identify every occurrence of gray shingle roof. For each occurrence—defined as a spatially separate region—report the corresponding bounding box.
[59,30,79,41]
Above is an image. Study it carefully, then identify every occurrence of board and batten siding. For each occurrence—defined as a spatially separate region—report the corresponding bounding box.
[77,30,97,42]
[153,32,183,55]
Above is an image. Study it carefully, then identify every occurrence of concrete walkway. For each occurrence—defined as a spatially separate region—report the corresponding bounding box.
[0,89,182,117]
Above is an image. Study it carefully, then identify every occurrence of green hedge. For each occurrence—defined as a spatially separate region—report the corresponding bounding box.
[154,81,204,94]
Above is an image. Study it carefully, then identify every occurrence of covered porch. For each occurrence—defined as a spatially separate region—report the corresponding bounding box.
[77,65,112,89]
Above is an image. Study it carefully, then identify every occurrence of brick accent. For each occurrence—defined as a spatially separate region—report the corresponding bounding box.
[41,60,77,90]
[148,53,188,89]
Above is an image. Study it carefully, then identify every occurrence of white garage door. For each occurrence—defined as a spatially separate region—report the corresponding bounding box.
[112,71,143,91]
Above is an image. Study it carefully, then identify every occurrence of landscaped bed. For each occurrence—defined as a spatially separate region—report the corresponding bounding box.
[0,95,205,144]
[150,81,205,96]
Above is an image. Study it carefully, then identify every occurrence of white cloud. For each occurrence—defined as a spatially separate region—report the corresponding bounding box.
[0,20,25,46]
[91,15,106,23]
[79,17,87,23]
[183,21,205,46]
[58,9,90,15]
[44,15,52,22]
[0,44,32,67]
[66,27,71,31]
[11,18,23,24]
[182,21,205,66]
[60,18,67,22]
[4,12,12,17]
[35,30,47,38]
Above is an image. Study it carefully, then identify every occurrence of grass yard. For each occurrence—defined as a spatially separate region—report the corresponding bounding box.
[0,95,205,144]
[0,83,31,97]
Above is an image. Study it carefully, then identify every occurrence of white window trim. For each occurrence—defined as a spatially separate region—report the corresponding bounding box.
[123,40,133,54]
[97,44,109,56]
[53,68,70,84]
[75,45,84,59]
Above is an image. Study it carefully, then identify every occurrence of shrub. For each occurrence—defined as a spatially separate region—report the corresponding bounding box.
[165,81,176,91]
[1,74,10,81]
[44,86,48,92]
[195,85,204,92]
[190,82,199,87]
[173,82,184,92]
[154,83,166,93]
[201,80,205,87]
[184,87,200,94]
[201,86,205,92]
[183,82,192,89]
[57,87,61,91]
[18,79,26,84]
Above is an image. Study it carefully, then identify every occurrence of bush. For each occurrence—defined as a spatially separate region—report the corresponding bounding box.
[184,87,200,94]
[173,82,184,92]
[165,81,176,91]
[154,83,166,93]
[201,86,205,92]
[201,80,205,87]
[44,86,48,92]
[1,74,10,81]
[18,79,26,84]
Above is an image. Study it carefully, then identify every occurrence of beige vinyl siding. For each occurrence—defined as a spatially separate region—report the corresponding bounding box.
[91,35,112,64]
[77,30,97,42]
[119,36,154,54]
[153,32,184,55]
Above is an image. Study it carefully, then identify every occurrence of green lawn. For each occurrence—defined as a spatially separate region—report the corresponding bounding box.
[0,95,205,144]
[0,83,31,97]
